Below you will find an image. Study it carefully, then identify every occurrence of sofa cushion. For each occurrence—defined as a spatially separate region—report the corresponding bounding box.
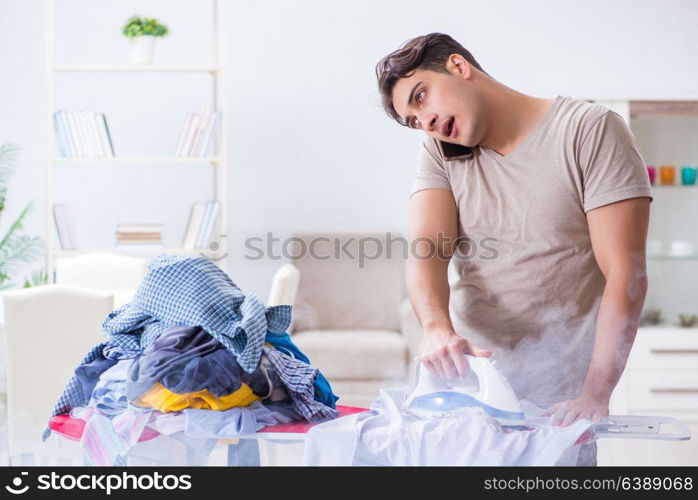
[292,329,408,380]
[290,232,405,331]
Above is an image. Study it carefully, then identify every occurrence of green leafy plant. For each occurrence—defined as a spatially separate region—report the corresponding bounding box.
[0,143,46,290]
[22,268,48,288]
[121,15,170,38]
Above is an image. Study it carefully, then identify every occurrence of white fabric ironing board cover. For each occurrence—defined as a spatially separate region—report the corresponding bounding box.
[301,388,690,466]
[302,388,592,466]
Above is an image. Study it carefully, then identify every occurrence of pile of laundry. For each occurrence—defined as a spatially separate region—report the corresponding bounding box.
[45,254,339,465]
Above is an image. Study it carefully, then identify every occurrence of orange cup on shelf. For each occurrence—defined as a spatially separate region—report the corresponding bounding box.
[659,165,676,185]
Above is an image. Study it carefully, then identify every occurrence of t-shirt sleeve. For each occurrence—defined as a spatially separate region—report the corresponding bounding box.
[578,110,653,213]
[410,138,452,197]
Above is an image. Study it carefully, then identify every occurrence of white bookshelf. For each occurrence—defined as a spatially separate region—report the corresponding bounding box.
[44,0,229,277]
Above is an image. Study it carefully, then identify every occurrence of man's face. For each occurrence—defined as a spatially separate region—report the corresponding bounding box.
[391,62,485,148]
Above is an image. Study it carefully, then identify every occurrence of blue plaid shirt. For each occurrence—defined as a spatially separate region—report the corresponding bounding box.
[263,347,338,422]
[45,254,293,438]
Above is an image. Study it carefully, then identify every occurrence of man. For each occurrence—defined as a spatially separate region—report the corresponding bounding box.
[375,33,651,465]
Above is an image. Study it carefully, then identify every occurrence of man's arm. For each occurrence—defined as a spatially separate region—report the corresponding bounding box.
[545,197,650,426]
[407,189,491,380]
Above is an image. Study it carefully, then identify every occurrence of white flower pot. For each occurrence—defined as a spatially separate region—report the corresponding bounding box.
[127,35,157,65]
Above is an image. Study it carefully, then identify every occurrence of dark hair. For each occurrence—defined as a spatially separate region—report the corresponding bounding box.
[375,33,487,126]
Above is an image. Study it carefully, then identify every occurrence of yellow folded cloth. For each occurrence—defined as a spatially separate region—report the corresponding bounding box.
[133,382,260,412]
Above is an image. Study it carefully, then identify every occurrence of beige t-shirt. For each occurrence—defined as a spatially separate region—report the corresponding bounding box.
[410,95,652,406]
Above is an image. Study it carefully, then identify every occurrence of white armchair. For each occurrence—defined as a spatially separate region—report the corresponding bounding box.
[2,285,113,464]
[267,263,301,306]
[54,251,147,307]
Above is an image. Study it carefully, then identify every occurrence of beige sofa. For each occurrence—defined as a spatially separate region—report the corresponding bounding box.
[285,232,422,407]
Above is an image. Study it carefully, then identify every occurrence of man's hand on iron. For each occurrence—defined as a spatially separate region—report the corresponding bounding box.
[542,389,610,427]
[419,327,491,380]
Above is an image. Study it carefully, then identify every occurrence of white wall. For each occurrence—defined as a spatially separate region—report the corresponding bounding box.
[1,0,697,298]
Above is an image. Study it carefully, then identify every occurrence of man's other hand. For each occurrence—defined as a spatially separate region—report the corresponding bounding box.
[542,389,610,427]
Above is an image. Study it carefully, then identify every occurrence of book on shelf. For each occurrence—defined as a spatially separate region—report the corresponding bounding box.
[195,201,213,250]
[99,114,116,157]
[199,200,220,249]
[175,110,221,158]
[116,223,162,245]
[79,110,96,157]
[174,113,195,157]
[194,110,220,156]
[189,111,207,157]
[182,200,220,250]
[116,236,162,243]
[52,203,78,250]
[53,109,116,158]
[52,204,68,249]
[181,202,205,250]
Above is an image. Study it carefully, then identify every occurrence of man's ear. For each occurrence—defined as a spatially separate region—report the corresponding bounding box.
[445,54,471,79]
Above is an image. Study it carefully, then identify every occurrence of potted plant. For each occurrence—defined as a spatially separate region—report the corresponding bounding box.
[121,15,170,65]
[0,144,46,290]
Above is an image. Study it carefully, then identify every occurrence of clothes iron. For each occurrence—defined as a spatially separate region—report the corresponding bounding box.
[403,355,526,426]
[401,357,692,446]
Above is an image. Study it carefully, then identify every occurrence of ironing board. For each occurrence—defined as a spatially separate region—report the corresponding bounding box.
[226,405,366,465]
[48,405,368,466]
[47,407,690,465]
